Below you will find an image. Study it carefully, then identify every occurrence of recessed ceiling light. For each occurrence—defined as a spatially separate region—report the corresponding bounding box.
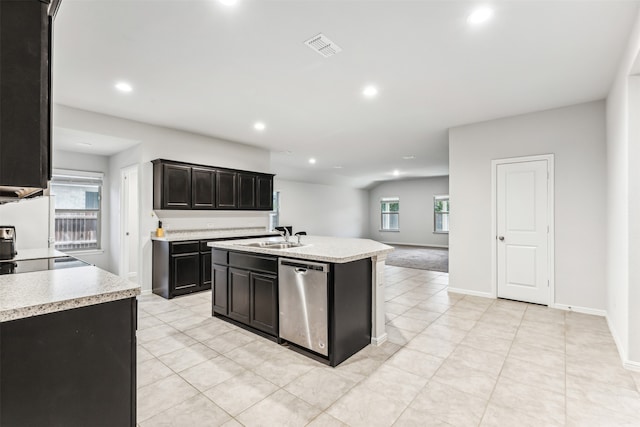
[467,7,493,25]
[402,155,416,160]
[393,170,400,176]
[309,158,317,164]
[362,85,378,98]
[254,122,266,131]
[114,81,133,93]
[219,0,238,6]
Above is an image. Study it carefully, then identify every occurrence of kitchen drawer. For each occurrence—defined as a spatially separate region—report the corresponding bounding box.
[212,249,228,265]
[229,252,277,274]
[170,241,199,255]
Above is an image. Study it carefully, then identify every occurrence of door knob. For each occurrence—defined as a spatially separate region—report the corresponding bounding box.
[498,236,505,241]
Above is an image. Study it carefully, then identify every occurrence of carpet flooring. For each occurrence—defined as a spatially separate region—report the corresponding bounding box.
[384,244,449,272]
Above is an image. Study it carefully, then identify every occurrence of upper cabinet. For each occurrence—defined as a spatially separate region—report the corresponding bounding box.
[0,0,56,189]
[152,159,274,211]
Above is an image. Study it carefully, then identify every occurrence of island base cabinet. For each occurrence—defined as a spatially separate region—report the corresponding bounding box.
[0,298,137,427]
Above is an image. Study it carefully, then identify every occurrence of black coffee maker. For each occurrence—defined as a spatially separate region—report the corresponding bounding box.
[0,226,17,260]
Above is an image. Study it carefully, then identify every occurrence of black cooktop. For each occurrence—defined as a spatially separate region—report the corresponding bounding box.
[0,257,90,275]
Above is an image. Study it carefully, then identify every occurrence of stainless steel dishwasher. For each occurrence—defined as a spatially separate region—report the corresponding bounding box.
[278,258,330,356]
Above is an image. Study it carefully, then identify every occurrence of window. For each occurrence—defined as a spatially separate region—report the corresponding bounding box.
[380,197,400,231]
[434,195,450,233]
[50,170,103,251]
[269,191,280,231]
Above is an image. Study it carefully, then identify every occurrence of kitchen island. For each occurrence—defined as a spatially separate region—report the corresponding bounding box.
[0,256,140,426]
[208,235,392,365]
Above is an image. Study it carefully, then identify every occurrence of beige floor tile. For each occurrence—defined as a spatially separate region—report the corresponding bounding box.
[523,305,565,325]
[387,315,431,333]
[139,300,180,315]
[566,374,640,418]
[168,314,211,331]
[361,365,427,405]
[284,367,358,410]
[460,329,513,356]
[137,358,173,389]
[137,323,180,344]
[387,347,445,379]
[389,294,422,308]
[444,305,486,321]
[327,383,407,427]
[252,351,316,387]
[490,376,565,425]
[385,301,413,315]
[500,356,565,394]
[472,318,519,340]
[158,342,219,373]
[143,331,198,357]
[190,302,215,317]
[332,352,385,382]
[406,334,458,359]
[138,314,165,330]
[409,381,487,427]
[448,344,506,376]
[415,299,453,313]
[203,329,256,354]
[420,323,468,344]
[393,407,455,426]
[137,374,199,422]
[566,356,638,390]
[402,307,442,323]
[154,307,198,323]
[386,325,418,345]
[507,340,565,371]
[183,321,233,341]
[519,320,565,339]
[139,394,230,427]
[223,339,284,369]
[236,389,321,427]
[306,413,349,427]
[480,402,562,427]
[137,345,155,363]
[431,313,477,331]
[566,397,640,427]
[431,359,498,400]
[514,327,565,353]
[204,370,278,416]
[179,357,246,391]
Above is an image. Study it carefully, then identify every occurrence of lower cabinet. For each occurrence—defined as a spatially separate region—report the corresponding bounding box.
[153,240,209,299]
[212,250,278,337]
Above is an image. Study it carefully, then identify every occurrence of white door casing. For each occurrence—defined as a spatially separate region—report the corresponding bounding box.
[120,165,139,283]
[493,156,553,305]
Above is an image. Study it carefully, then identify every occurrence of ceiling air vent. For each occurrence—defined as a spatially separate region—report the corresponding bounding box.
[304,33,342,58]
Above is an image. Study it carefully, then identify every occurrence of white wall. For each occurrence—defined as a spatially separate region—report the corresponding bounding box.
[606,7,640,367]
[52,149,111,270]
[449,101,607,312]
[55,105,272,293]
[368,177,449,247]
[274,179,369,238]
[0,197,51,250]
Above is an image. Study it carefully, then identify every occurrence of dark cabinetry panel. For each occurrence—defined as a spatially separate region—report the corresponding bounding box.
[172,253,200,295]
[152,159,273,211]
[0,0,52,188]
[216,170,237,208]
[153,240,209,299]
[250,272,278,335]
[212,264,228,315]
[192,167,216,209]
[0,298,137,426]
[228,268,251,324]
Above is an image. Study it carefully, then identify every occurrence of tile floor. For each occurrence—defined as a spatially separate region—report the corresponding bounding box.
[136,265,640,426]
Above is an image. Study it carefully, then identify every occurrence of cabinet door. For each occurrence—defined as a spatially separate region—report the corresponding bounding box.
[163,164,191,209]
[201,252,212,288]
[212,264,228,315]
[171,253,200,296]
[250,272,278,336]
[237,173,256,209]
[192,167,216,209]
[256,175,273,210]
[216,170,237,209]
[228,268,250,324]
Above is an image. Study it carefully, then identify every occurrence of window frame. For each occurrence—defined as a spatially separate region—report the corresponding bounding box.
[50,169,104,253]
[269,190,280,231]
[380,197,400,232]
[433,194,449,234]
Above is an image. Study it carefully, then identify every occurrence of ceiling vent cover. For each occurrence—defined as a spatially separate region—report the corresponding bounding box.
[304,33,342,58]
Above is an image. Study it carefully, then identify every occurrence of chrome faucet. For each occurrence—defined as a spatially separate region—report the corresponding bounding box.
[295,231,307,245]
[276,227,290,243]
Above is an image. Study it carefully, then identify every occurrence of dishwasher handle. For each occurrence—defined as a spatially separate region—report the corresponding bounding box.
[279,258,329,273]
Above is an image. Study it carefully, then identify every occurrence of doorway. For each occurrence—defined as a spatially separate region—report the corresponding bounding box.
[492,155,554,305]
[120,164,139,283]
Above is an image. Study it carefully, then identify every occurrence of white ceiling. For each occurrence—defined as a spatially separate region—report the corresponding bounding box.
[53,0,639,188]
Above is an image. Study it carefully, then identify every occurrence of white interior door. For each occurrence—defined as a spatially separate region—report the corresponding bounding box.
[496,159,550,305]
[121,166,139,283]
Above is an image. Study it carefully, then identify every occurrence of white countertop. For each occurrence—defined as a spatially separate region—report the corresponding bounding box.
[10,248,67,261]
[151,227,279,242]
[0,266,141,322]
[208,235,394,263]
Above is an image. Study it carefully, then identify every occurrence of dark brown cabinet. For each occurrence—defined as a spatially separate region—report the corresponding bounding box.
[216,170,237,209]
[192,167,216,209]
[152,159,274,211]
[0,0,54,189]
[172,253,200,294]
[212,249,278,337]
[152,240,210,299]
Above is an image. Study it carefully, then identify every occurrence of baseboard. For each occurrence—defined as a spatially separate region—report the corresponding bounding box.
[605,314,640,372]
[371,333,388,346]
[382,241,449,249]
[447,287,494,299]
[140,289,152,295]
[551,303,606,317]
[623,360,640,372]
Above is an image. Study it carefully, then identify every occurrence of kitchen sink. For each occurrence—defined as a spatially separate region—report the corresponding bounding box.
[241,241,306,249]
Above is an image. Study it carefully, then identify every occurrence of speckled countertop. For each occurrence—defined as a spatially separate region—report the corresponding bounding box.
[208,235,394,263]
[9,248,67,261]
[0,266,140,322]
[151,227,279,242]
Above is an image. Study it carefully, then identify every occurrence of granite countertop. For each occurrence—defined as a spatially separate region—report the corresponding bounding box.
[9,248,68,262]
[208,235,394,263]
[0,266,140,322]
[151,227,279,242]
